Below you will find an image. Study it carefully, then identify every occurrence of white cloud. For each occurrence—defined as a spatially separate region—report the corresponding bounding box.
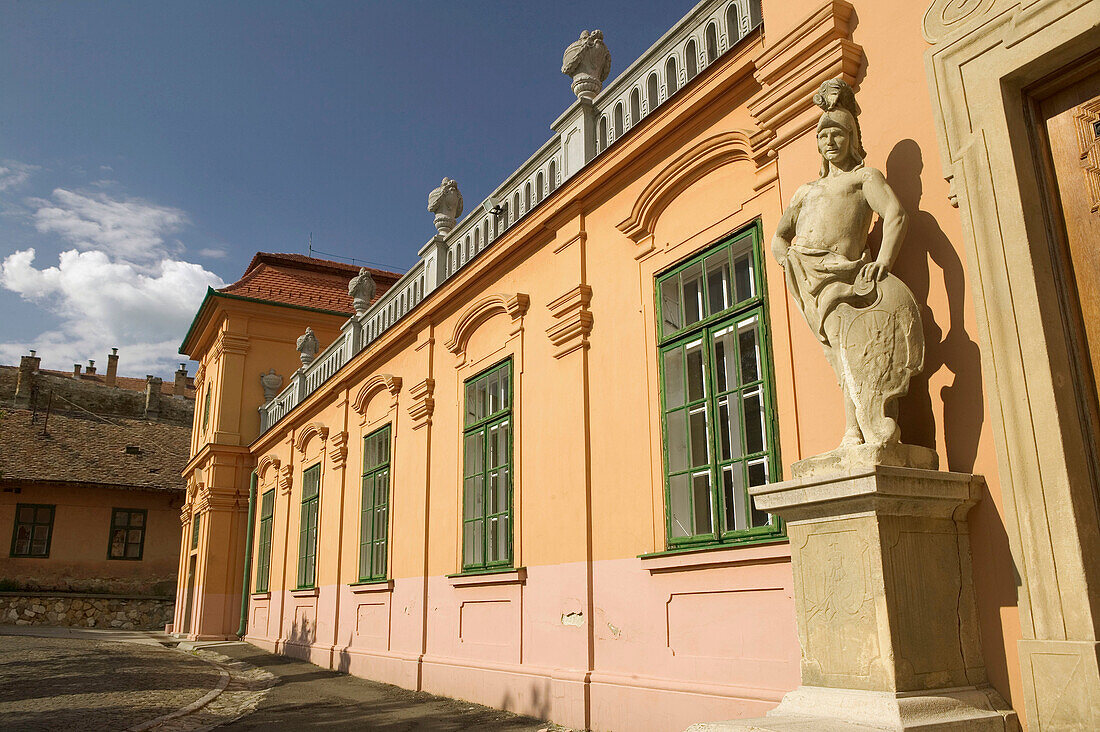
[198,247,228,259]
[0,248,225,377]
[31,188,188,265]
[0,160,38,191]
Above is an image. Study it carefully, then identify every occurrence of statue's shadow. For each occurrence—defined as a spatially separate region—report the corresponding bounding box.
[871,139,984,473]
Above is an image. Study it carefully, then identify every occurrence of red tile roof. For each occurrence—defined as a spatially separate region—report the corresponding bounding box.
[219,252,403,315]
[0,409,189,492]
[33,369,195,399]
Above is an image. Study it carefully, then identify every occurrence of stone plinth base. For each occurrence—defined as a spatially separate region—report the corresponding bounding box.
[685,685,1016,731]
[685,462,1018,731]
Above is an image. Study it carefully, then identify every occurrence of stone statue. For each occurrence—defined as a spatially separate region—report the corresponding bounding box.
[260,369,283,401]
[348,267,376,316]
[296,327,320,367]
[427,178,463,235]
[561,30,611,101]
[772,78,934,473]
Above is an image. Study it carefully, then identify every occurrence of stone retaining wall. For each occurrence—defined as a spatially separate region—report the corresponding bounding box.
[0,592,174,630]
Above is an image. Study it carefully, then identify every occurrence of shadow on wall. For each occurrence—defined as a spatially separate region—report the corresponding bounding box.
[499,679,552,723]
[873,138,984,473]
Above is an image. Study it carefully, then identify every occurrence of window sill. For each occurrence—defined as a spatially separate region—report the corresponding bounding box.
[639,537,789,574]
[290,587,318,598]
[349,579,394,594]
[447,567,526,587]
[250,592,271,600]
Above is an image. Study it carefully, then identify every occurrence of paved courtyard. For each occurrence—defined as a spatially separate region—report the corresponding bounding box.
[0,627,563,731]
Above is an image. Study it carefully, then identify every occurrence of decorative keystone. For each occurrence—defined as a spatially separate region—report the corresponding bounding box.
[428,178,464,235]
[562,30,611,101]
[296,327,320,367]
[348,268,377,317]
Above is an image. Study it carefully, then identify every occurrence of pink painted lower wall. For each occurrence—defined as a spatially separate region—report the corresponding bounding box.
[243,543,798,731]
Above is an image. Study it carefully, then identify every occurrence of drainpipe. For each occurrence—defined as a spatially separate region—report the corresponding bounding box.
[238,470,258,638]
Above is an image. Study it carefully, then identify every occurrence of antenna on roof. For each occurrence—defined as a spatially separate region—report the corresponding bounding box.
[308,232,313,258]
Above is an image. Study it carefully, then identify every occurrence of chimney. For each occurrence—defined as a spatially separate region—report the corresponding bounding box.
[72,364,82,379]
[14,350,41,407]
[85,359,96,376]
[106,348,119,386]
[174,363,188,396]
[144,375,163,419]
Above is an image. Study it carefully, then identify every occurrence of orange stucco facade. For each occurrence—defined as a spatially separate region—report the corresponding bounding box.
[174,0,1100,729]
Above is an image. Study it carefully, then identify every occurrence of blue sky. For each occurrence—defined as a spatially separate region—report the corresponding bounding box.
[0,1,690,377]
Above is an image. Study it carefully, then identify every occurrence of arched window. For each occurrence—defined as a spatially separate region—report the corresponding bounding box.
[686,40,698,80]
[536,172,544,203]
[647,72,659,112]
[726,4,740,45]
[524,182,532,212]
[630,88,641,124]
[548,160,557,192]
[705,23,718,63]
[666,57,679,96]
[614,103,624,138]
[513,192,520,221]
[598,116,608,152]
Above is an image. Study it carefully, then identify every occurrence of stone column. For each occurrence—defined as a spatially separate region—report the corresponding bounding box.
[689,464,1017,731]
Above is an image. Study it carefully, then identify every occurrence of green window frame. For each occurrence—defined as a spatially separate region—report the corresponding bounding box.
[191,513,200,551]
[108,508,147,560]
[254,489,275,593]
[358,425,392,582]
[10,503,54,558]
[656,224,783,548]
[461,358,513,572]
[297,463,321,589]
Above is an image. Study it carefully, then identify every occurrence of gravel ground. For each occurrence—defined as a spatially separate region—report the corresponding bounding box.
[0,635,222,731]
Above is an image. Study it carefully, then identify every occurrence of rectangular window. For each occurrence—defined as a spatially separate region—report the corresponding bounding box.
[297,463,321,588]
[358,425,391,582]
[254,489,275,593]
[462,359,513,571]
[10,504,54,558]
[191,513,200,551]
[108,508,147,560]
[657,225,782,547]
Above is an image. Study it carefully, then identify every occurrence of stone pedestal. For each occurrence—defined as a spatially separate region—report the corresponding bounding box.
[687,464,1017,731]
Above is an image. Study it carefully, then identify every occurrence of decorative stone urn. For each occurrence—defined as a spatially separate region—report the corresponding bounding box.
[685,80,1016,732]
[296,327,320,367]
[562,30,611,101]
[348,267,376,316]
[427,178,463,236]
[260,369,283,401]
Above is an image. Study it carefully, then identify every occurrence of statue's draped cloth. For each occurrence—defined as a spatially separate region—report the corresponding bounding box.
[784,243,872,346]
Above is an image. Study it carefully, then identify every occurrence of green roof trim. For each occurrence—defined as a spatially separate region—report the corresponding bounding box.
[178,287,352,356]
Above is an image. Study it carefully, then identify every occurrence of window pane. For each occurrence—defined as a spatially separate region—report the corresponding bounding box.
[474,377,488,422]
[692,472,713,535]
[465,381,477,425]
[716,396,742,461]
[376,471,389,506]
[127,529,143,545]
[125,543,140,558]
[486,516,499,560]
[712,327,737,393]
[500,368,511,410]
[374,505,386,539]
[130,513,144,527]
[359,541,370,577]
[36,507,52,523]
[15,540,30,555]
[464,475,484,518]
[111,530,126,557]
[685,340,706,402]
[661,277,682,335]
[722,463,747,532]
[682,264,704,325]
[734,252,754,301]
[688,406,710,467]
[663,348,685,409]
[705,251,731,316]
[492,516,509,562]
[739,318,761,384]
[486,371,500,416]
[31,540,47,555]
[748,460,771,527]
[372,543,385,577]
[33,525,49,541]
[665,409,688,473]
[464,432,484,477]
[18,506,34,523]
[743,390,766,454]
[668,474,692,538]
[471,521,484,566]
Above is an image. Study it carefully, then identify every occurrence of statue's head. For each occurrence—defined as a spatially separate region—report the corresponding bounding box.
[817,108,863,175]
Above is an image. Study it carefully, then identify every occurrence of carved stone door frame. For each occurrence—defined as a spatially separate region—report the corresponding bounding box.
[923,1,1100,728]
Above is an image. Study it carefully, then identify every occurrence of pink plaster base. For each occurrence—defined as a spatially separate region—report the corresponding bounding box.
[243,545,798,731]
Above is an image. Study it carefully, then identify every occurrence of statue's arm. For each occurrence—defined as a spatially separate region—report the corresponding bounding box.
[862,168,908,279]
[771,185,806,268]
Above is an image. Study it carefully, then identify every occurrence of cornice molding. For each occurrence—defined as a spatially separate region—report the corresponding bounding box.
[445,293,530,357]
[617,130,754,248]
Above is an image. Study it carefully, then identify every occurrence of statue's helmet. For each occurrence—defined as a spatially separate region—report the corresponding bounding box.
[816,107,864,174]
